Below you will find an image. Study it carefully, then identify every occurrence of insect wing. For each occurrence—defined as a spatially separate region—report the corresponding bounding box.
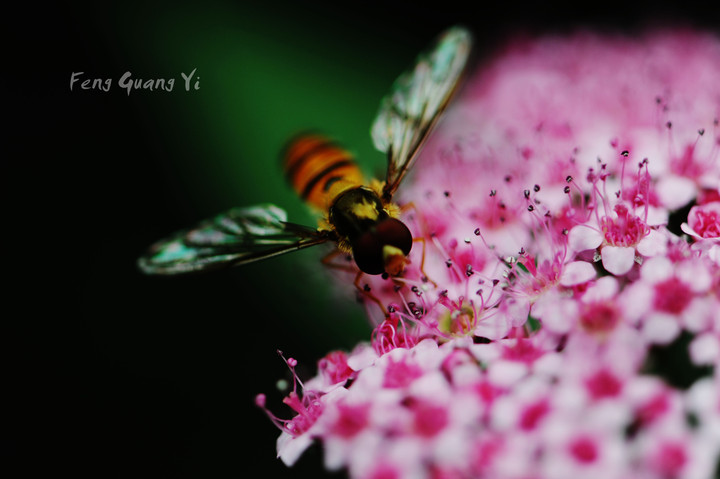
[371,26,473,200]
[138,204,330,275]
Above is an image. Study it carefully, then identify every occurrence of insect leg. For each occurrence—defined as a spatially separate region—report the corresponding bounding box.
[353,271,388,316]
[399,201,437,287]
[322,250,389,315]
[412,236,437,288]
[320,249,356,273]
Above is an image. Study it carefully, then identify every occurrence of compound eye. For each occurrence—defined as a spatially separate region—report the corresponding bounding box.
[351,218,412,275]
[377,218,412,256]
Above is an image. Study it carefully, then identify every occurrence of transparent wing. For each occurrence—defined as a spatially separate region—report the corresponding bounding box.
[371,26,473,201]
[138,204,331,275]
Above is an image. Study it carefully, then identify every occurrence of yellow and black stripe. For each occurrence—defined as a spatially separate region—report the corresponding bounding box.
[283,134,365,211]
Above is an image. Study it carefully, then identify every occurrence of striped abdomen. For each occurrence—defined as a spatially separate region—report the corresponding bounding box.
[283,134,365,211]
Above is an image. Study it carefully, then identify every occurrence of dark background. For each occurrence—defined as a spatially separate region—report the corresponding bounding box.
[7,1,719,478]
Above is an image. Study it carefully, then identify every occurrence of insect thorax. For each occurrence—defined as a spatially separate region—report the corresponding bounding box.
[328,187,389,243]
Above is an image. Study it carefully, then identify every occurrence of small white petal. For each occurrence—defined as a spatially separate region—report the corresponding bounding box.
[475,314,512,340]
[686,378,718,413]
[636,229,667,257]
[584,276,619,301]
[533,292,578,334]
[504,296,531,326]
[468,342,502,363]
[709,244,720,265]
[347,345,379,371]
[277,432,314,466]
[689,333,720,366]
[619,282,653,324]
[682,297,716,332]
[600,245,636,275]
[640,256,673,283]
[560,261,596,286]
[488,360,528,387]
[533,352,564,376]
[568,225,604,253]
[656,175,697,210]
[677,260,712,293]
[641,314,681,345]
[644,206,669,227]
[681,222,701,239]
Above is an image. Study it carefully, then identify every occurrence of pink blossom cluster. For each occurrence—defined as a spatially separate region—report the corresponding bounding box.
[259,30,720,478]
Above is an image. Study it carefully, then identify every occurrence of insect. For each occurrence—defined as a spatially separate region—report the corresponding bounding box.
[138,26,473,285]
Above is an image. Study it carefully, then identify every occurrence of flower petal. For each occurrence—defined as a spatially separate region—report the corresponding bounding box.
[636,229,667,257]
[568,225,604,253]
[656,175,697,210]
[689,333,720,366]
[277,431,314,466]
[560,261,597,286]
[681,222,701,239]
[639,256,673,283]
[641,314,681,345]
[475,314,512,341]
[600,246,636,276]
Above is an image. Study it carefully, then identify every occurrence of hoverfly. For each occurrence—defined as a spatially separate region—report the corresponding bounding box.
[138,26,473,284]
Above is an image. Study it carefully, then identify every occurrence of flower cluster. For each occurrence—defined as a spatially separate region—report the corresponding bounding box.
[259,30,720,479]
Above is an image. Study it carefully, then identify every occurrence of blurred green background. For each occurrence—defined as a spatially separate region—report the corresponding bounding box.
[8,1,719,478]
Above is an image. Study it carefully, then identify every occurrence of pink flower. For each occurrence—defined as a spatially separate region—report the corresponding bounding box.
[682,201,720,240]
[621,254,718,344]
[567,159,667,276]
[258,29,720,479]
[256,354,344,466]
